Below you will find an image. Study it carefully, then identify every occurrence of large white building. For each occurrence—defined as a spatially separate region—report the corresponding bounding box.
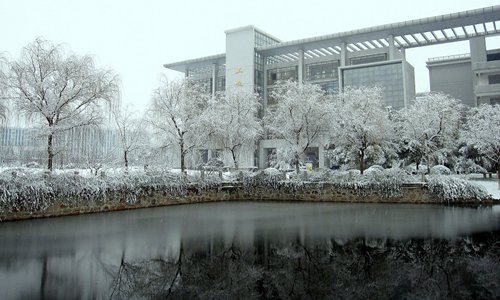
[165,6,500,170]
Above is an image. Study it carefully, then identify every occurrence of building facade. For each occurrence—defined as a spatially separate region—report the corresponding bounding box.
[164,5,500,170]
[427,36,500,106]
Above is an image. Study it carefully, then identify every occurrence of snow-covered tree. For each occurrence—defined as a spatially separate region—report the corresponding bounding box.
[396,93,462,173]
[329,86,394,174]
[5,38,118,171]
[461,104,500,182]
[0,54,8,122]
[147,78,211,173]
[264,81,330,174]
[112,105,148,169]
[208,88,261,169]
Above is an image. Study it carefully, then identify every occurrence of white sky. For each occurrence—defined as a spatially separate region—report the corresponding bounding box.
[1,0,499,112]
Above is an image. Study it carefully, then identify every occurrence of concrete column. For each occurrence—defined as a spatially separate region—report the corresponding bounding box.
[263,62,268,117]
[470,36,487,106]
[400,48,406,59]
[211,63,217,96]
[388,35,396,60]
[340,43,347,66]
[298,49,304,84]
[470,36,486,63]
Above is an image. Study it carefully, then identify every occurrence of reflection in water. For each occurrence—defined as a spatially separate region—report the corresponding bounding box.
[0,202,499,299]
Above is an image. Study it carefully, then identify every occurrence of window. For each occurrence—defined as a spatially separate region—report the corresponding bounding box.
[490,98,500,105]
[216,76,225,92]
[306,62,338,81]
[267,66,298,85]
[488,74,500,84]
[350,54,387,65]
[487,52,500,62]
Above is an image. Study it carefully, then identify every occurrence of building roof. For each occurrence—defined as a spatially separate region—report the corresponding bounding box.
[258,5,500,58]
[164,5,500,72]
[163,53,226,73]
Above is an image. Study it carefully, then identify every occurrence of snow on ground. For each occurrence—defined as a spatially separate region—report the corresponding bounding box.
[472,179,500,200]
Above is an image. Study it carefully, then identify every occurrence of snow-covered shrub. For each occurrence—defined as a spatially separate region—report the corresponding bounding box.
[404,164,428,175]
[263,167,281,176]
[25,162,41,168]
[427,176,490,202]
[0,170,203,214]
[453,158,487,175]
[431,165,451,175]
[355,168,413,197]
[0,173,54,213]
[327,167,412,198]
[363,165,384,175]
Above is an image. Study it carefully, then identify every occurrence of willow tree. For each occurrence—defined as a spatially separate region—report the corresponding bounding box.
[0,55,7,122]
[5,38,118,171]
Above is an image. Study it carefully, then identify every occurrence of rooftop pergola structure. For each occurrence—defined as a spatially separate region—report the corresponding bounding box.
[164,5,500,73]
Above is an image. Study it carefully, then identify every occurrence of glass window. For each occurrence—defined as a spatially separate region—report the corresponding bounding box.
[342,63,404,109]
[488,74,500,84]
[487,52,500,62]
[350,54,387,65]
[306,62,338,81]
[267,66,297,85]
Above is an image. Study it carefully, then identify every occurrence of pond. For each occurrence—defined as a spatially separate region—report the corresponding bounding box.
[0,202,499,299]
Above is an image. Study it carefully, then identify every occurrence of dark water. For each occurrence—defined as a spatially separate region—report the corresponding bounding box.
[0,202,499,299]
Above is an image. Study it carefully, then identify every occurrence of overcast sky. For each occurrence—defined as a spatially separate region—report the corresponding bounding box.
[1,0,499,112]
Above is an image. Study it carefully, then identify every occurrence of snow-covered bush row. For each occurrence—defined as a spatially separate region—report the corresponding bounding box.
[239,168,414,198]
[328,168,414,198]
[427,176,490,202]
[0,170,225,214]
[1,167,492,214]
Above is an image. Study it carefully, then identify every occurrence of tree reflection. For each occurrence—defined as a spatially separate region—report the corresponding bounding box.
[106,231,499,299]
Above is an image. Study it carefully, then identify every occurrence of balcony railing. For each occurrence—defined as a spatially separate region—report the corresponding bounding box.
[475,83,500,97]
[473,60,500,73]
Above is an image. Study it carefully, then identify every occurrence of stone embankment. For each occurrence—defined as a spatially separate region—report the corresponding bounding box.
[1,182,495,222]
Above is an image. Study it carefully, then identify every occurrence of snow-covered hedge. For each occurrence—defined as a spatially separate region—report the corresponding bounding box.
[1,168,492,215]
[427,176,490,202]
[241,168,414,198]
[0,170,219,214]
[431,165,451,175]
[330,168,414,198]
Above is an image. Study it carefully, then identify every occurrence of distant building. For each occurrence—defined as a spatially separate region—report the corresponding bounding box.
[427,37,500,106]
[0,126,119,167]
[164,6,500,169]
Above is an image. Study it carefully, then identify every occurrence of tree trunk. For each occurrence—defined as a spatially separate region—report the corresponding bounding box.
[359,148,365,174]
[497,163,500,188]
[180,140,186,173]
[124,150,128,169]
[231,149,238,170]
[295,154,300,175]
[47,133,54,171]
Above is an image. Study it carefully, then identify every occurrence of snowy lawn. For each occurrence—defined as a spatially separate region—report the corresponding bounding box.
[470,179,500,200]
